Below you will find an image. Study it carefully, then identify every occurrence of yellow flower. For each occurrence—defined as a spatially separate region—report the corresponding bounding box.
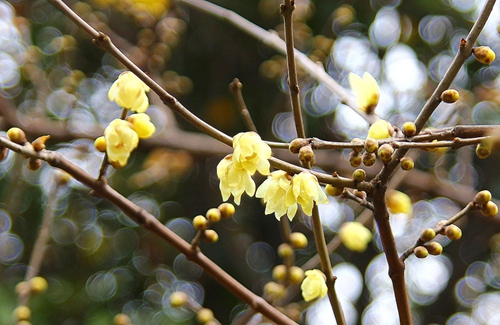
[104,119,139,168]
[348,72,380,114]
[386,190,412,215]
[367,119,393,140]
[256,171,296,220]
[217,155,255,205]
[126,113,156,139]
[301,269,328,302]
[286,172,328,217]
[232,132,272,175]
[108,71,150,112]
[338,222,372,252]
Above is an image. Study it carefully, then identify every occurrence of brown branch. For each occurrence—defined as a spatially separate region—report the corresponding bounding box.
[0,137,298,325]
[229,79,258,133]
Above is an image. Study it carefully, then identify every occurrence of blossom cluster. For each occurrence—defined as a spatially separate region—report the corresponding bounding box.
[95,72,155,168]
[217,132,328,220]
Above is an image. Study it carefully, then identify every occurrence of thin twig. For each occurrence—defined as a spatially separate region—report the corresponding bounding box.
[342,190,374,211]
[229,79,258,133]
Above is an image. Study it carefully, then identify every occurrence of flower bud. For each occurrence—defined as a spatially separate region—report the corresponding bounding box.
[364,137,379,153]
[473,46,495,65]
[193,215,208,230]
[196,308,214,324]
[378,144,394,164]
[414,246,428,258]
[206,208,221,223]
[169,291,189,307]
[481,201,498,217]
[204,229,219,243]
[445,224,462,241]
[436,220,448,235]
[351,138,364,154]
[475,190,492,205]
[349,151,362,167]
[273,264,287,281]
[29,276,48,294]
[325,184,343,197]
[289,138,309,154]
[13,306,31,321]
[441,89,460,103]
[402,122,417,137]
[0,145,9,162]
[94,136,107,152]
[426,242,443,255]
[264,281,285,300]
[354,190,367,200]
[289,232,308,249]
[419,228,436,242]
[352,168,366,182]
[289,266,305,284]
[27,158,42,171]
[476,143,491,159]
[7,127,27,144]
[400,157,414,171]
[278,243,294,258]
[299,145,315,166]
[362,152,376,166]
[32,135,50,152]
[218,202,235,219]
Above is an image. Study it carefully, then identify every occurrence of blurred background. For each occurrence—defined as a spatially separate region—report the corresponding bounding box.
[1,0,500,324]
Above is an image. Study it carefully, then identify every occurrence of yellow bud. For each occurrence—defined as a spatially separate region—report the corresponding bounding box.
[29,276,48,294]
[193,215,207,230]
[264,281,285,300]
[352,168,366,182]
[289,138,309,154]
[278,243,293,258]
[400,157,414,171]
[351,138,364,153]
[15,281,30,296]
[476,143,491,159]
[445,224,462,241]
[204,229,219,243]
[441,89,460,103]
[206,208,221,223]
[13,306,31,321]
[364,137,379,153]
[362,152,376,166]
[378,144,394,164]
[349,152,362,167]
[481,201,498,217]
[272,265,287,282]
[367,120,393,140]
[196,308,214,324]
[386,190,412,215]
[325,184,344,196]
[473,46,495,65]
[299,146,315,166]
[426,242,443,255]
[414,246,428,258]
[289,232,308,249]
[402,122,417,137]
[419,228,436,242]
[169,291,189,307]
[32,135,50,152]
[218,202,235,219]
[289,266,305,284]
[27,158,42,171]
[94,136,106,152]
[113,313,131,325]
[7,127,27,144]
[475,190,492,205]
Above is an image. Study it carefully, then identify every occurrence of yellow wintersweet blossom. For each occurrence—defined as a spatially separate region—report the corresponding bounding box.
[339,222,373,252]
[348,72,380,114]
[217,155,255,205]
[301,269,328,302]
[256,171,295,220]
[126,113,156,139]
[286,172,328,217]
[104,119,139,168]
[386,190,412,215]
[108,71,150,112]
[367,119,393,140]
[232,132,272,175]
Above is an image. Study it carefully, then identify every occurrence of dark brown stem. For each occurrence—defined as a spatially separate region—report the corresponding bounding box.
[229,79,258,133]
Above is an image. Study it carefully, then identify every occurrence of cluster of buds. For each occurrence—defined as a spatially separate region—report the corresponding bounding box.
[192,203,235,244]
[5,127,51,171]
[474,190,498,217]
[169,292,217,325]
